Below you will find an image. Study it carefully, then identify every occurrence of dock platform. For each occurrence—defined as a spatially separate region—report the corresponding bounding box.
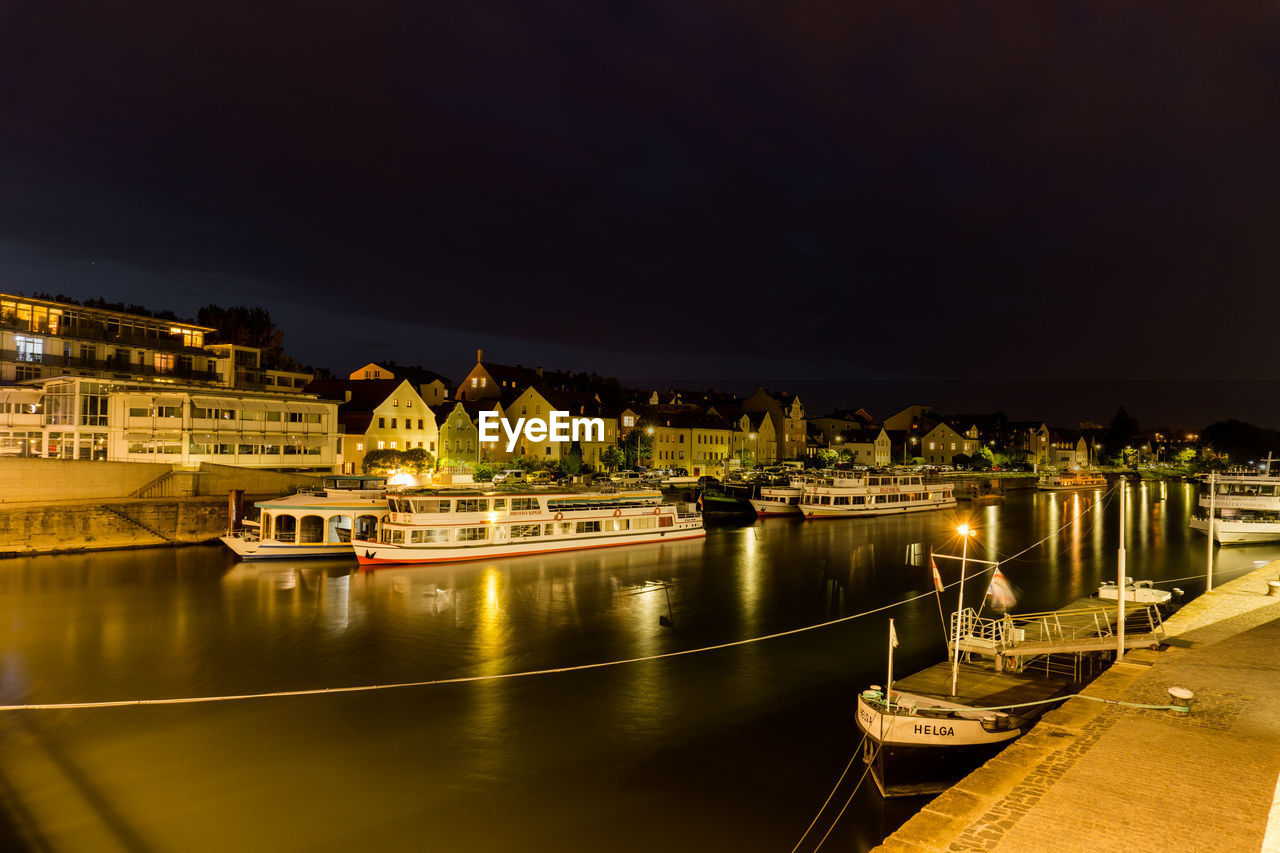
[876,562,1280,853]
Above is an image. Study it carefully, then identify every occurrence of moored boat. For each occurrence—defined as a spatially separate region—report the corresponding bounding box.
[353,486,704,566]
[220,475,391,560]
[799,469,956,518]
[1190,459,1280,545]
[1036,470,1107,491]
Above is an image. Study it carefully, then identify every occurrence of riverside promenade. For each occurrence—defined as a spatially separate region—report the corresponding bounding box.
[876,561,1280,853]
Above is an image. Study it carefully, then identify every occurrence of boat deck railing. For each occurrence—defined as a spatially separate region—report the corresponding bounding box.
[951,604,1164,658]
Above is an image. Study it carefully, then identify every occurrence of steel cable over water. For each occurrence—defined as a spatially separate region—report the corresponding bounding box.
[0,480,1141,713]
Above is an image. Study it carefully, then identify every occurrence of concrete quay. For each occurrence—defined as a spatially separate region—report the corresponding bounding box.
[876,561,1280,853]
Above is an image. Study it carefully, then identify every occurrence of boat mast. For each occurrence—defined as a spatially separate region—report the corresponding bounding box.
[1206,471,1216,592]
[1117,479,1126,661]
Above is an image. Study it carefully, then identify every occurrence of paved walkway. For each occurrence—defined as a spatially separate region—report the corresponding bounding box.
[877,562,1280,853]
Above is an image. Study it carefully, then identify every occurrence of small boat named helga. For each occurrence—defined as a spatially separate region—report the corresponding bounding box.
[220,476,391,560]
[353,487,704,565]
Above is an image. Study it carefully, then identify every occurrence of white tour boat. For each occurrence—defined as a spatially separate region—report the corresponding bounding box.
[749,485,803,516]
[1036,470,1107,491]
[1190,461,1280,544]
[799,470,956,519]
[220,476,392,560]
[353,487,704,566]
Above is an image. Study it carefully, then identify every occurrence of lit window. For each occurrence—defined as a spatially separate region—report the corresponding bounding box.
[393,399,399,407]
[623,415,634,427]
[471,378,478,387]
[480,378,486,387]
[356,442,364,451]
[390,441,397,449]
[377,440,385,449]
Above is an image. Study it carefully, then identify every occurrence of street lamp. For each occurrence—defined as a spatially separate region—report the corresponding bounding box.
[951,523,976,696]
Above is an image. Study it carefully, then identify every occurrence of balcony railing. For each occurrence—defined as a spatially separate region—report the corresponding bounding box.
[0,315,210,355]
[0,349,222,383]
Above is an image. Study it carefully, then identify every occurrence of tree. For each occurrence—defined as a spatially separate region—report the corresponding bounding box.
[361,449,403,475]
[952,452,972,469]
[601,446,624,472]
[736,449,756,469]
[972,446,994,470]
[560,441,583,478]
[1106,406,1140,457]
[197,304,309,371]
[814,449,838,467]
[401,447,434,473]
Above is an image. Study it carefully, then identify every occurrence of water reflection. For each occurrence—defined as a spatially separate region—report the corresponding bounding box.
[0,482,1277,851]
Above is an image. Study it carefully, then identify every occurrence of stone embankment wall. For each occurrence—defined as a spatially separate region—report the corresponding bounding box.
[0,459,328,556]
[0,458,323,503]
[0,458,172,503]
[0,498,229,556]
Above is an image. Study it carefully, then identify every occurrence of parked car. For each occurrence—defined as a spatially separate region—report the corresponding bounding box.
[611,471,643,485]
[526,471,556,485]
[492,469,526,484]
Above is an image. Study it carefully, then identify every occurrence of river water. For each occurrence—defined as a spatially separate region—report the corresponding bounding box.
[0,480,1274,851]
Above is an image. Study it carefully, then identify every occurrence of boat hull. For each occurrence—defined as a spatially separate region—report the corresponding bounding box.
[353,528,706,566]
[219,536,356,560]
[748,499,801,516]
[803,499,957,519]
[1189,516,1280,545]
[856,693,1024,797]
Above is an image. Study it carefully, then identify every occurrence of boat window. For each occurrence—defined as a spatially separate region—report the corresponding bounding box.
[329,515,352,543]
[273,515,297,542]
[510,523,541,538]
[456,499,488,513]
[543,523,556,536]
[390,529,405,544]
[355,514,379,540]
[456,527,489,542]
[659,516,673,528]
[575,520,601,534]
[633,516,657,530]
[510,498,540,512]
[493,498,507,511]
[299,515,324,543]
[409,529,446,543]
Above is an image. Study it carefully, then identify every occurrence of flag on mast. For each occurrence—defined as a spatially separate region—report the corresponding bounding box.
[889,619,899,649]
[930,552,943,592]
[986,568,1017,611]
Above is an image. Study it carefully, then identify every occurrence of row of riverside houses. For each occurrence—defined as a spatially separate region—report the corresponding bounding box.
[0,293,1137,475]
[320,350,809,477]
[805,404,1108,469]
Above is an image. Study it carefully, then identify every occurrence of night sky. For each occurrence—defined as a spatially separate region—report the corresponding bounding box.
[2,2,1278,429]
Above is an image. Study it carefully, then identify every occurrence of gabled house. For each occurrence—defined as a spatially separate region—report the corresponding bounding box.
[309,378,438,474]
[921,422,980,466]
[455,349,574,401]
[743,389,806,460]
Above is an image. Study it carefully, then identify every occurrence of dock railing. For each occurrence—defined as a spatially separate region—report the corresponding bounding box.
[951,603,1164,658]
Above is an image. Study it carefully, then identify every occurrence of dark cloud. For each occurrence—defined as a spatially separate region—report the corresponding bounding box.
[1,1,1278,423]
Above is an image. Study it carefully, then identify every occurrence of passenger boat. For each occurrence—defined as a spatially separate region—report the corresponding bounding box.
[1036,470,1107,491]
[1190,460,1280,544]
[352,487,704,565]
[799,470,956,518]
[220,476,391,560]
[749,485,803,516]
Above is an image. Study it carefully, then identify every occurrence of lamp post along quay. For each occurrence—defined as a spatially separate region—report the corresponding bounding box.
[931,525,999,698]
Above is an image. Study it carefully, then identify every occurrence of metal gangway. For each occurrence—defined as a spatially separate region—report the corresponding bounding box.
[950,601,1165,665]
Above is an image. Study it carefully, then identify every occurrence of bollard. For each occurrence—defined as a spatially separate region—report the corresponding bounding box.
[1267,581,1280,597]
[1168,686,1194,712]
